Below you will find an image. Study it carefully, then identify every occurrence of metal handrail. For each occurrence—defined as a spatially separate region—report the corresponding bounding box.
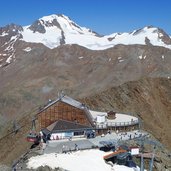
[96,119,139,129]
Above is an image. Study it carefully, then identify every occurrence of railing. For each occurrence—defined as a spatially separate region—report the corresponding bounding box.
[96,119,139,129]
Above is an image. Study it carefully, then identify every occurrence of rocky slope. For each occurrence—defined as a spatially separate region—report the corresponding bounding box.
[0,44,171,133]
[0,44,171,128]
[81,77,171,151]
[0,77,171,171]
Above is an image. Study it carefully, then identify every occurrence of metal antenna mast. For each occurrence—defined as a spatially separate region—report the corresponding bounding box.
[140,138,144,171]
[149,145,156,171]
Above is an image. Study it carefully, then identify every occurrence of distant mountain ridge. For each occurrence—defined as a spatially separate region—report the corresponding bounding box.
[0,14,171,67]
[16,15,171,50]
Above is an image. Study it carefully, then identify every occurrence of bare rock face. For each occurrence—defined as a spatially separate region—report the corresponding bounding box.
[0,23,23,35]
[0,24,23,67]
[81,77,171,151]
[0,44,171,125]
[0,23,23,45]
[28,17,65,34]
[145,37,152,45]
[28,20,46,33]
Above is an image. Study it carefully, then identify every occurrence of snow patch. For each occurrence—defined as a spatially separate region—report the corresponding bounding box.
[159,32,163,37]
[161,55,165,60]
[0,31,9,37]
[22,25,61,49]
[6,55,13,63]
[10,35,18,41]
[119,59,124,63]
[27,149,140,171]
[4,45,13,52]
[118,57,124,62]
[23,47,32,52]
[0,54,7,56]
[138,55,146,60]
[138,55,143,60]
[78,56,84,59]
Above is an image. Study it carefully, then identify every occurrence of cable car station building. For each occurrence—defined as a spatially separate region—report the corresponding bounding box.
[37,94,139,140]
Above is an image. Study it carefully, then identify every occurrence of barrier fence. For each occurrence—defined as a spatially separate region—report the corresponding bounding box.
[96,119,139,129]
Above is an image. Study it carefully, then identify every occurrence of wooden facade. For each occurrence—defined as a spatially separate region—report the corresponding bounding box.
[37,101,91,130]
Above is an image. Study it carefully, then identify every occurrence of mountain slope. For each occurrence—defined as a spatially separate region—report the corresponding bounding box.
[81,77,171,151]
[0,77,171,170]
[0,44,170,128]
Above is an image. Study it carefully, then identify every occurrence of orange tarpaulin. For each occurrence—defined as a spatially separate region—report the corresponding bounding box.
[103,149,127,160]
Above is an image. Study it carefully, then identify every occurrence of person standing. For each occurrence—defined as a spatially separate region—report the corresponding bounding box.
[75,144,78,151]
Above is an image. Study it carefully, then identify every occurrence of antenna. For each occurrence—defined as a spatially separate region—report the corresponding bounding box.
[149,145,156,171]
[140,137,145,171]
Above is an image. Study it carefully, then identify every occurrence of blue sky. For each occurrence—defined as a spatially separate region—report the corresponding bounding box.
[0,0,171,35]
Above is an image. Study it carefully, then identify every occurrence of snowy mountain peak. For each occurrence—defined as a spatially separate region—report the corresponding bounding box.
[27,14,97,36]
[21,14,102,49]
[27,14,65,33]
[1,14,171,52]
[131,26,171,45]
[132,26,163,36]
[40,14,72,24]
[40,14,65,21]
[18,14,171,50]
[106,26,171,49]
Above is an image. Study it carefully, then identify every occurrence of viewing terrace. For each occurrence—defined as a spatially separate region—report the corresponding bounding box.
[89,110,140,130]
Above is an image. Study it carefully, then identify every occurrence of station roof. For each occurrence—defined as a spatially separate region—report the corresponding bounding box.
[47,119,92,133]
[38,95,87,114]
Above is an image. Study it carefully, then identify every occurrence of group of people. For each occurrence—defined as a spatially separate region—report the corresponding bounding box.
[117,131,145,141]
